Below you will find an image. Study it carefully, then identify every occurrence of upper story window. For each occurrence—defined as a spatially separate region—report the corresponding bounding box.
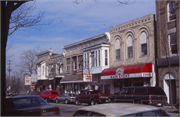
[167,1,176,21]
[105,50,108,65]
[98,50,101,66]
[115,39,120,60]
[66,58,70,72]
[60,64,63,73]
[168,33,177,54]
[42,66,44,75]
[140,32,147,56]
[127,35,133,58]
[47,66,48,76]
[90,52,95,67]
[78,55,83,70]
[95,51,97,67]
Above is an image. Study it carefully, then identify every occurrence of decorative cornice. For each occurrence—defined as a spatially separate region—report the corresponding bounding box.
[110,14,155,34]
[62,32,110,49]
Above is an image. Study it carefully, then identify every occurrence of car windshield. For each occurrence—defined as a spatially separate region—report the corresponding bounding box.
[12,97,48,107]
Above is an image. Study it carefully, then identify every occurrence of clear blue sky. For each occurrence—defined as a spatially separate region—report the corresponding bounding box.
[7,0,156,74]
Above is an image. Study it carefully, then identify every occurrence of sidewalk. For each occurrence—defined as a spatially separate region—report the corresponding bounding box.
[160,106,179,117]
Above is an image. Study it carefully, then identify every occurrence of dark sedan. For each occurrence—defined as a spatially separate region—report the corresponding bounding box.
[6,95,60,116]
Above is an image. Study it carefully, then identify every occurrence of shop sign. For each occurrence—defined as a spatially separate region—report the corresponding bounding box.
[83,74,92,82]
[110,67,129,78]
[25,77,31,85]
[111,74,129,79]
[142,73,152,77]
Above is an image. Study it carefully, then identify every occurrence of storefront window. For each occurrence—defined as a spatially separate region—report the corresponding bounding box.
[124,79,132,87]
[114,80,122,93]
[133,78,143,86]
[105,85,110,94]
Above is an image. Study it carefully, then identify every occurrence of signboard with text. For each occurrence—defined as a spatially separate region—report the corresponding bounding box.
[25,77,31,85]
[83,74,92,82]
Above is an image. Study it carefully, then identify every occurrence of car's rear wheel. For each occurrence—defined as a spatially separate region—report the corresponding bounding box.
[108,98,114,103]
[55,99,59,103]
[135,100,141,104]
[91,99,95,105]
[65,99,68,104]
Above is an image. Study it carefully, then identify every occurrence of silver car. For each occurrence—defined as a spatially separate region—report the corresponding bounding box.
[55,93,76,104]
[72,103,172,117]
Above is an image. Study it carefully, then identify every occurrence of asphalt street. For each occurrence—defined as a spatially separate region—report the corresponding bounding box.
[49,102,180,117]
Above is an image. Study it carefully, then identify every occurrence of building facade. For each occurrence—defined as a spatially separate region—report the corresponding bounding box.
[61,33,111,94]
[156,0,179,104]
[101,14,157,94]
[36,49,64,92]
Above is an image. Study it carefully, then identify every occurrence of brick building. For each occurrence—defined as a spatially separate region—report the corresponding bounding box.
[156,0,179,104]
[101,14,157,94]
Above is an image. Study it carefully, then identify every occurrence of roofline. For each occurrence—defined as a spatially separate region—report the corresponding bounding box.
[36,50,52,56]
[62,32,110,49]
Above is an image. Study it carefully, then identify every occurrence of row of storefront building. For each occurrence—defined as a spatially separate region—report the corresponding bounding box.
[35,1,179,105]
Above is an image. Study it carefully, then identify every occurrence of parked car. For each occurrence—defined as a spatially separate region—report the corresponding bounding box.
[6,95,60,116]
[55,93,76,104]
[175,98,179,110]
[6,91,19,96]
[108,86,167,107]
[72,103,172,117]
[38,90,60,102]
[29,91,41,95]
[75,89,109,105]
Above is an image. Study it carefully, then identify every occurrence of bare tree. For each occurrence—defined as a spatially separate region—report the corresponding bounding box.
[9,1,46,36]
[17,49,38,76]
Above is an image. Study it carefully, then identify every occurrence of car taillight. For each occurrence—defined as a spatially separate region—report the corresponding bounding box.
[149,95,151,100]
[99,94,101,98]
[70,97,75,100]
[41,108,60,115]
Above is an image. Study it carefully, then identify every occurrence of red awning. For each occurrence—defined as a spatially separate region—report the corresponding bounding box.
[101,63,152,79]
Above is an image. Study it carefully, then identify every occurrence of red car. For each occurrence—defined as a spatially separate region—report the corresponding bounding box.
[38,90,60,102]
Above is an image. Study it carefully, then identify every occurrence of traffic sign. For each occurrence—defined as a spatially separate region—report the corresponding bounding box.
[31,85,35,89]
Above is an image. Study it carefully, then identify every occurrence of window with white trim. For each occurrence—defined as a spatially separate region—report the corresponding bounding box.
[116,39,120,60]
[78,55,83,70]
[95,51,97,67]
[167,1,176,21]
[66,58,71,72]
[127,35,133,58]
[168,33,177,54]
[42,66,44,75]
[90,51,95,67]
[47,66,48,76]
[140,32,147,56]
[84,53,87,69]
[98,50,101,66]
[105,50,108,65]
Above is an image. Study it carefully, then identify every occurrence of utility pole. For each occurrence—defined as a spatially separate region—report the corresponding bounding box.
[7,60,12,90]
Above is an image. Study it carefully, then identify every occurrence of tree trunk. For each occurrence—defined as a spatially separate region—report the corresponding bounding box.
[1,1,7,116]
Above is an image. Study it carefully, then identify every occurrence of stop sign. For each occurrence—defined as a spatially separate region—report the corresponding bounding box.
[31,85,35,89]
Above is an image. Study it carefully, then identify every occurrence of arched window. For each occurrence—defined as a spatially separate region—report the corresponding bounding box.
[140,32,147,56]
[115,39,120,60]
[127,35,133,58]
[167,1,176,21]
